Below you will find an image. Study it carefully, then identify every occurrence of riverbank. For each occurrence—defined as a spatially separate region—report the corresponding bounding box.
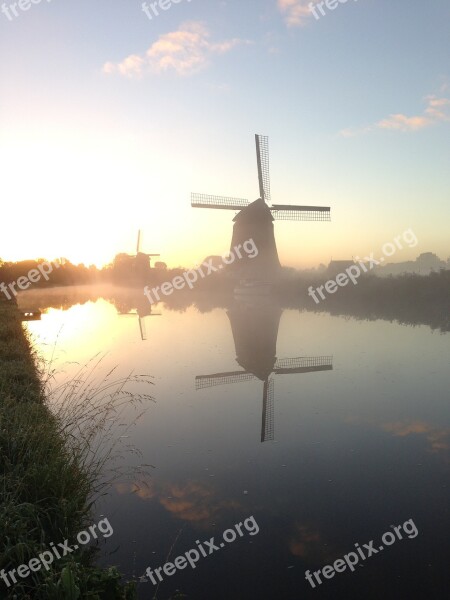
[0,296,136,599]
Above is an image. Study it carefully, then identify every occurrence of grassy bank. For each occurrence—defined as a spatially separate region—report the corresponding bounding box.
[0,296,136,599]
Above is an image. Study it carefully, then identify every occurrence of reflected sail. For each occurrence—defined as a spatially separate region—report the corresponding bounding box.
[262,376,275,442]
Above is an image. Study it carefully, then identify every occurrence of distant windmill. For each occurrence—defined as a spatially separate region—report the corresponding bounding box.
[118,309,161,341]
[194,302,333,442]
[191,135,331,278]
[113,230,160,283]
[115,285,161,341]
[134,229,160,277]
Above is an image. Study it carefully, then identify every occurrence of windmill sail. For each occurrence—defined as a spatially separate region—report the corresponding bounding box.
[255,134,271,204]
[261,377,275,442]
[195,371,256,390]
[274,355,333,374]
[191,193,250,211]
[138,316,146,341]
[271,205,331,221]
[136,229,141,254]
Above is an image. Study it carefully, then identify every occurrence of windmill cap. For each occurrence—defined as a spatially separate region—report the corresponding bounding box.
[233,198,274,222]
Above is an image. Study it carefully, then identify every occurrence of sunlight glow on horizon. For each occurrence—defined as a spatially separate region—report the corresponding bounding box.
[2,122,448,269]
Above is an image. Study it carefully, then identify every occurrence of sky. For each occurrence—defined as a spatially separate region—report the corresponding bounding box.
[1,0,449,269]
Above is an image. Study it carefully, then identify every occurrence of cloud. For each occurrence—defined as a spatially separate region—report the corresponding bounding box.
[103,55,144,78]
[103,22,249,78]
[377,114,431,132]
[289,523,322,558]
[382,421,450,455]
[277,0,319,26]
[339,125,372,138]
[340,93,450,137]
[115,477,242,525]
[424,95,450,121]
[289,523,336,562]
[159,481,216,522]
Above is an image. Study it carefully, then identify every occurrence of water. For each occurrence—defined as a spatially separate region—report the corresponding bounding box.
[20,286,450,599]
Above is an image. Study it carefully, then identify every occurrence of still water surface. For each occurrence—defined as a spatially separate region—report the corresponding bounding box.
[20,287,450,599]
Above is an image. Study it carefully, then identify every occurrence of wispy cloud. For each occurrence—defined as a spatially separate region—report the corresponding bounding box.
[277,0,319,27]
[340,93,450,137]
[382,420,450,457]
[103,22,249,78]
[290,523,328,560]
[115,477,242,525]
[424,95,450,120]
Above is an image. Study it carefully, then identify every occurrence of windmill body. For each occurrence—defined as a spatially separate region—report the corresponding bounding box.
[230,198,281,280]
[228,301,282,380]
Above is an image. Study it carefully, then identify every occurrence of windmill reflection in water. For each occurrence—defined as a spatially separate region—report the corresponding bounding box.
[195,298,333,442]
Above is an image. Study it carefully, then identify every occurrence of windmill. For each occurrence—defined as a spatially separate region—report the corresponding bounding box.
[195,301,333,442]
[113,230,160,284]
[115,288,161,341]
[117,309,162,341]
[134,229,160,279]
[191,134,331,279]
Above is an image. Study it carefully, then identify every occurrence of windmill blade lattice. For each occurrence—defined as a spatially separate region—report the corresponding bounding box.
[195,371,257,390]
[271,205,331,222]
[255,134,271,204]
[138,317,146,341]
[274,355,333,374]
[136,230,141,254]
[261,376,275,442]
[191,193,250,211]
